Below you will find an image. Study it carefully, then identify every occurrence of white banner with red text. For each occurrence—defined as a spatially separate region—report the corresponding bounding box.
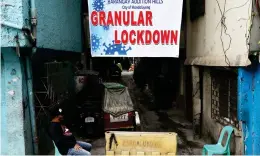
[88,0,183,57]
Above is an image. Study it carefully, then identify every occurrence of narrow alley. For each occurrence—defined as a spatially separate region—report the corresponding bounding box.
[88,71,205,155]
[2,0,259,155]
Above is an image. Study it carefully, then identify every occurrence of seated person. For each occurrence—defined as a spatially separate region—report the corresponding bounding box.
[48,106,92,155]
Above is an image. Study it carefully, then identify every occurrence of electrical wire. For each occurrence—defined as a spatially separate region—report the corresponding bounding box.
[215,0,251,66]
[216,0,250,29]
[225,0,250,14]
[215,0,231,66]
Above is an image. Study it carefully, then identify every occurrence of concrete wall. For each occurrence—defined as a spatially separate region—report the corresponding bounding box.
[1,0,82,52]
[1,0,29,47]
[36,0,82,52]
[202,67,243,155]
[185,0,251,66]
[1,0,82,154]
[1,48,28,155]
[185,0,248,153]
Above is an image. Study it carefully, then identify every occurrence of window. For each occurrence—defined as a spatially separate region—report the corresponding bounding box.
[190,0,205,21]
[211,68,240,129]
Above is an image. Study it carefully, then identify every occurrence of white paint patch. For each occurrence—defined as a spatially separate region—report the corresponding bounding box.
[7,90,15,96]
[12,78,18,82]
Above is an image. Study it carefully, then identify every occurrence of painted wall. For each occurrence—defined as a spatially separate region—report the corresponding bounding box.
[202,68,243,155]
[1,0,82,52]
[1,48,27,155]
[1,0,82,154]
[238,64,260,155]
[185,0,251,66]
[1,0,29,47]
[36,0,82,52]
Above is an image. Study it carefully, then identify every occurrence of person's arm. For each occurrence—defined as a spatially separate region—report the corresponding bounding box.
[50,124,76,147]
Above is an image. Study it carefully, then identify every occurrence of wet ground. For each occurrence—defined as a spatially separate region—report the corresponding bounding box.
[86,71,206,155]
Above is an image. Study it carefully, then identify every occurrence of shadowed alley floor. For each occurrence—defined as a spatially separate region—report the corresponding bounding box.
[87,71,206,155]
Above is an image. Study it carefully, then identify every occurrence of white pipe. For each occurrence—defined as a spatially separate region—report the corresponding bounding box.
[0,21,23,30]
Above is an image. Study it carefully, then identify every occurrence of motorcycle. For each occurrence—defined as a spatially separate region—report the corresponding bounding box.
[74,70,104,137]
[76,100,103,138]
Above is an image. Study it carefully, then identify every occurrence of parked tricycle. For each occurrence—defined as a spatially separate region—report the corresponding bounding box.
[102,82,138,131]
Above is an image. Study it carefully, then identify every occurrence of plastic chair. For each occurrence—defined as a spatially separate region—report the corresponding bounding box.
[52,141,62,156]
[202,126,234,155]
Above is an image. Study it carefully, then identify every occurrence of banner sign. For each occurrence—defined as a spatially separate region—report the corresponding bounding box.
[88,0,183,57]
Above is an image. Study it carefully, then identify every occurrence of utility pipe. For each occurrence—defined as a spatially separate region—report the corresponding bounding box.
[28,0,38,154]
[25,57,38,154]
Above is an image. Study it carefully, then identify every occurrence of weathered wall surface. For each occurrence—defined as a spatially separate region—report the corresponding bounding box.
[202,67,244,155]
[36,0,82,52]
[238,65,260,155]
[1,0,82,52]
[185,0,251,66]
[1,0,29,47]
[1,0,82,154]
[1,48,26,155]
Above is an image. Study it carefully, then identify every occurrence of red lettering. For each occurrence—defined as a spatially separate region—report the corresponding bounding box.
[123,11,130,26]
[115,11,122,26]
[171,30,178,45]
[114,30,121,44]
[129,30,136,45]
[153,30,160,45]
[107,11,114,26]
[137,30,144,45]
[121,30,128,44]
[137,11,145,26]
[91,11,98,26]
[145,30,152,45]
[146,11,153,26]
[161,30,171,45]
[131,11,137,26]
[99,11,106,26]
[114,29,178,46]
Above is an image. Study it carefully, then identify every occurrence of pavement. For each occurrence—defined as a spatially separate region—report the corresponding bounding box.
[84,71,206,155]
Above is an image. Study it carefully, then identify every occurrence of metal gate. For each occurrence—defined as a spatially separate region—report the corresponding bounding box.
[33,61,74,154]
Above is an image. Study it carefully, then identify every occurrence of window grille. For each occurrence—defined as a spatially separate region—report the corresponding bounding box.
[211,68,240,130]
